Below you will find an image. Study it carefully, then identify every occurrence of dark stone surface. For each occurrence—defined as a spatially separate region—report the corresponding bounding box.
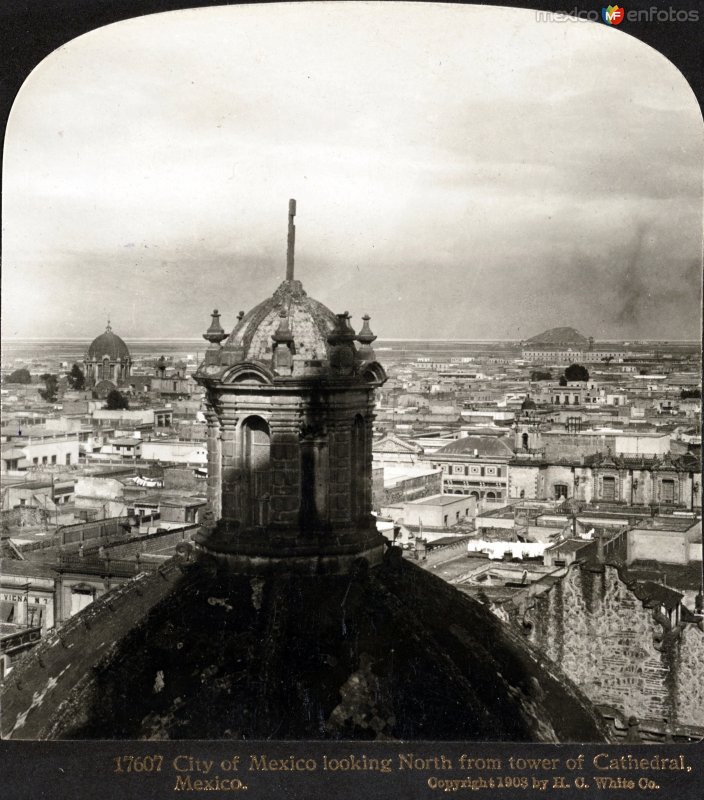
[45,555,609,742]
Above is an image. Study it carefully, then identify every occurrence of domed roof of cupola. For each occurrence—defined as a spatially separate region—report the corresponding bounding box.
[87,321,131,362]
[223,278,338,363]
[198,200,385,385]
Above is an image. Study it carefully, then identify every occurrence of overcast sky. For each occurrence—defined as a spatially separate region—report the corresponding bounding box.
[2,2,702,341]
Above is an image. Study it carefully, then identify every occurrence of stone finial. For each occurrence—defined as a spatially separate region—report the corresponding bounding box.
[272,310,295,374]
[272,310,294,345]
[106,317,112,333]
[357,314,376,346]
[237,310,245,322]
[356,314,377,362]
[203,309,228,346]
[328,312,357,344]
[327,313,357,375]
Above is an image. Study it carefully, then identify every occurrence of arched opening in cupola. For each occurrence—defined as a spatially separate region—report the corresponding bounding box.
[240,415,271,527]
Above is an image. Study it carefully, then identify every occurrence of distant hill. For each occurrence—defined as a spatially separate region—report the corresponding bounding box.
[524,327,590,348]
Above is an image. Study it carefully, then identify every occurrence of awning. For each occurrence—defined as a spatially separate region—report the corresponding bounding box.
[2,448,26,460]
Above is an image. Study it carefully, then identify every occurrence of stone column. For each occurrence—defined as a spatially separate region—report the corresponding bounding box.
[327,423,351,525]
[220,416,239,525]
[269,417,301,527]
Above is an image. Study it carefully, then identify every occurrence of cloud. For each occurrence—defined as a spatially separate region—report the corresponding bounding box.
[2,3,701,341]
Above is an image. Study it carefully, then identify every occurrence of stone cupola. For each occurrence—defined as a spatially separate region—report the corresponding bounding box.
[194,200,387,574]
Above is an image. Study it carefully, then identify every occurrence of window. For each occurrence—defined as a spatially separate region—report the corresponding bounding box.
[70,586,95,617]
[602,476,616,501]
[33,457,39,465]
[51,455,57,464]
[661,479,675,504]
[42,456,48,465]
[236,415,272,528]
[554,483,568,500]
[65,453,71,465]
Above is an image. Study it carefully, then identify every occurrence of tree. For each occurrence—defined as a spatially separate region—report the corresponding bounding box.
[681,388,701,399]
[39,373,59,403]
[106,389,129,410]
[559,375,568,386]
[7,368,31,384]
[563,363,589,382]
[530,370,552,381]
[66,363,85,391]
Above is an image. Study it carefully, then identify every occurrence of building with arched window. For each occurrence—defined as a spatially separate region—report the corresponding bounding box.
[194,200,388,574]
[83,321,132,397]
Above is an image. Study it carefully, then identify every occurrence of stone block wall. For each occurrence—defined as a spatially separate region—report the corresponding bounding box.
[523,564,704,729]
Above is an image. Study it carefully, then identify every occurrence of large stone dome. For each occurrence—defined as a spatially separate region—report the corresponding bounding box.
[1,555,611,742]
[226,279,337,364]
[84,322,133,394]
[87,324,131,362]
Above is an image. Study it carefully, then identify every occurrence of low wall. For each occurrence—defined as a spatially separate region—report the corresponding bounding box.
[410,535,471,566]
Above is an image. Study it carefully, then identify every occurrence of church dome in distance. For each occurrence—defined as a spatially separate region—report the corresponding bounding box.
[87,322,131,362]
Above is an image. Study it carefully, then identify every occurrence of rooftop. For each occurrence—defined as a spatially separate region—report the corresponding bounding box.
[545,538,594,554]
[408,493,473,507]
[633,516,701,533]
[433,435,514,458]
[0,559,58,579]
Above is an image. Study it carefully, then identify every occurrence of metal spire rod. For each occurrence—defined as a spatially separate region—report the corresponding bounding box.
[286,198,296,281]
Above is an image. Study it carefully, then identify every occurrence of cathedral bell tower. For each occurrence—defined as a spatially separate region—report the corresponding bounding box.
[194,200,387,574]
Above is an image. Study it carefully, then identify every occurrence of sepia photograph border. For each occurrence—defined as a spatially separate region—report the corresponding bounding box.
[1,0,702,798]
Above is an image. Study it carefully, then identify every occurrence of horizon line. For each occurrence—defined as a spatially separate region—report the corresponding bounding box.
[1,337,701,344]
